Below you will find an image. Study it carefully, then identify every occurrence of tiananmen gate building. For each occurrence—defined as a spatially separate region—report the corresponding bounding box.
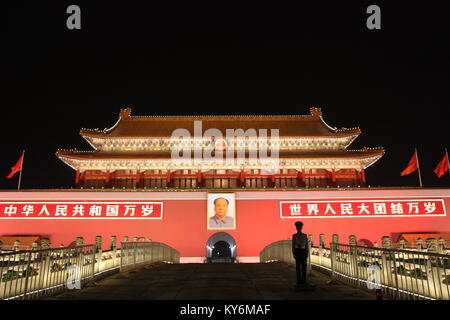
[1,108,448,262]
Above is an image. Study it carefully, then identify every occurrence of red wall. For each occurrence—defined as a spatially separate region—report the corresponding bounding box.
[0,189,449,259]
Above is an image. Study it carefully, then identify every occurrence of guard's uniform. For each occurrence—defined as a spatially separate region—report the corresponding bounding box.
[292,232,308,284]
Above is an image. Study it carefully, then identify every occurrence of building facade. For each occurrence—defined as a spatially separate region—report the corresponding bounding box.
[2,108,448,263]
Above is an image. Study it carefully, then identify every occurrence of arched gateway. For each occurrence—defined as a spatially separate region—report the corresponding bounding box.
[206,232,236,263]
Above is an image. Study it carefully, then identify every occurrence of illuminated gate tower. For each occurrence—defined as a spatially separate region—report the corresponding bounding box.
[56,107,384,189]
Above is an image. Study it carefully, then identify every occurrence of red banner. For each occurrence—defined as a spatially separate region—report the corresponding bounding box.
[0,201,163,219]
[280,199,446,218]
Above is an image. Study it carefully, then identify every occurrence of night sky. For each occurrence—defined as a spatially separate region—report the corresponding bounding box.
[4,2,449,190]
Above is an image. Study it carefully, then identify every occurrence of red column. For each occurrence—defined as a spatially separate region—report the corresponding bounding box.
[135,171,143,188]
[361,168,366,185]
[297,170,304,187]
[197,170,203,187]
[271,174,276,188]
[239,170,246,187]
[354,169,359,187]
[166,170,172,187]
[75,169,80,185]
[330,168,337,187]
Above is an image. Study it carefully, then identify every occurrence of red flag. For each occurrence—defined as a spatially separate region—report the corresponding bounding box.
[400,152,418,176]
[6,154,24,179]
[434,153,449,178]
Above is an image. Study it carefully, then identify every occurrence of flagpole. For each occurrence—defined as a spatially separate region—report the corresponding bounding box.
[17,150,25,191]
[415,148,423,188]
[446,147,450,178]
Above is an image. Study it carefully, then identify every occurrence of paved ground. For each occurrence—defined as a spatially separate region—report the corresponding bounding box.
[48,262,376,300]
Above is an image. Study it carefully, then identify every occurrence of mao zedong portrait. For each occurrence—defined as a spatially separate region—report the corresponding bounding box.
[209,197,234,229]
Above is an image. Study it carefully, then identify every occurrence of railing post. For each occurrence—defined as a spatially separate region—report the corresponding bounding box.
[21,251,33,300]
[427,238,438,252]
[417,238,424,250]
[427,257,443,300]
[349,235,358,279]
[307,235,313,272]
[330,242,336,280]
[110,236,117,267]
[319,233,325,265]
[149,241,153,262]
[381,236,392,296]
[133,237,138,266]
[120,243,125,271]
[76,237,84,246]
[381,236,391,249]
[14,240,20,251]
[91,244,96,278]
[332,234,339,244]
[438,238,446,254]
[143,241,146,263]
[390,250,400,299]
[95,236,103,274]
[41,238,51,249]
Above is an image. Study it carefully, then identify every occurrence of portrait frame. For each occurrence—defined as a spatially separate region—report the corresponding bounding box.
[207,192,236,230]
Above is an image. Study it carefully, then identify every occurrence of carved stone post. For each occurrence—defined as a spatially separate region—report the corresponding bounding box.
[438,238,446,253]
[307,234,313,272]
[13,240,20,251]
[319,234,325,248]
[76,237,84,246]
[348,235,358,278]
[110,236,117,250]
[307,234,314,247]
[380,236,393,289]
[381,236,392,249]
[427,238,438,252]
[318,233,325,265]
[417,238,424,250]
[132,237,138,265]
[110,235,117,267]
[41,238,51,249]
[95,236,103,273]
[95,236,102,252]
[332,234,339,244]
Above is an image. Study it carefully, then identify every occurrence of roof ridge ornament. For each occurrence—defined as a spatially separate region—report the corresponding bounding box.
[120,108,132,119]
[310,107,322,117]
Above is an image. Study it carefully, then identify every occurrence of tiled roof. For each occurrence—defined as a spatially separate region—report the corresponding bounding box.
[79,107,361,138]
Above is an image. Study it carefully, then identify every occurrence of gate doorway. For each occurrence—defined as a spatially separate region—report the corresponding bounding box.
[206,232,236,263]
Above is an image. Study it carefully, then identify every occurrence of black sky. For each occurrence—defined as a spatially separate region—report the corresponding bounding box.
[4,1,449,189]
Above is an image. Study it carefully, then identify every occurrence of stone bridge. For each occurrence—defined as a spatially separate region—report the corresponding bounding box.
[49,262,375,300]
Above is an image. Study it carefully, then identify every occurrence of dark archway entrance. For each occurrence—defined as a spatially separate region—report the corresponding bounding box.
[206,232,236,263]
